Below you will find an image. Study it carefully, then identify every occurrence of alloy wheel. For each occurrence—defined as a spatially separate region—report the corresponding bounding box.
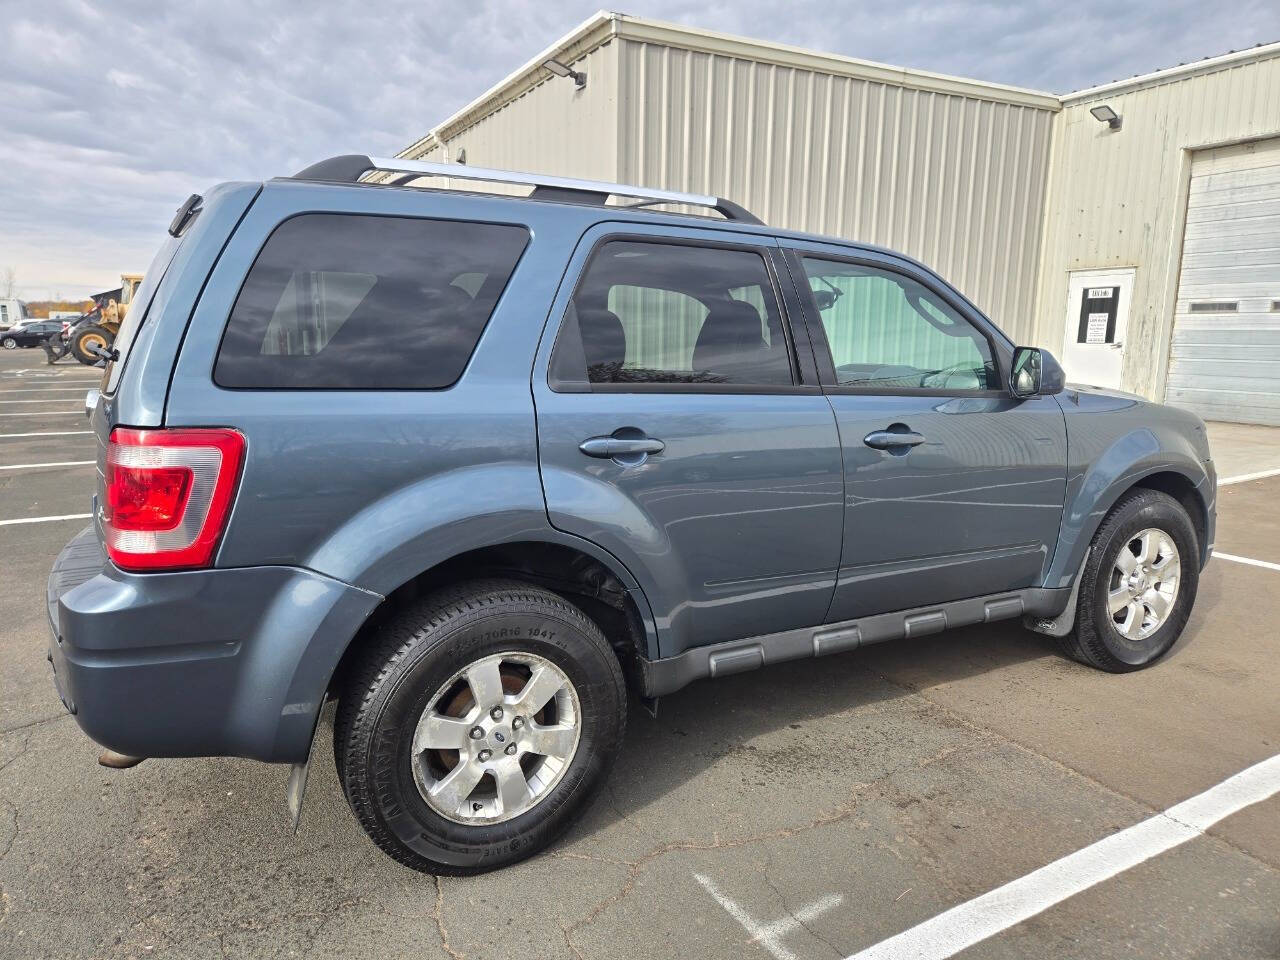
[1107,527,1181,641]
[411,651,581,825]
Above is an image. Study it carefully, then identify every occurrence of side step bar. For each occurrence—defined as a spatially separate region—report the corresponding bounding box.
[640,587,1068,697]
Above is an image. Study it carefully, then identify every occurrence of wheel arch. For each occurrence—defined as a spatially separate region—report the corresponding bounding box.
[1047,449,1213,591]
[327,535,661,704]
[1129,470,1209,560]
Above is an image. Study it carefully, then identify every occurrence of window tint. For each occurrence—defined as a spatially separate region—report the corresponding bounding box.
[557,240,793,386]
[801,258,996,390]
[215,214,528,389]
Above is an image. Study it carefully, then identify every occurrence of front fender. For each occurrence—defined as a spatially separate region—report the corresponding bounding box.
[1046,420,1213,589]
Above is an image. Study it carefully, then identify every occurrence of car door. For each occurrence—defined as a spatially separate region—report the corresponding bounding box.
[532,223,844,659]
[780,242,1068,621]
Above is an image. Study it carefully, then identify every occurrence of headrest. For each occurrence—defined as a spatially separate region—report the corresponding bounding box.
[693,300,767,375]
[578,307,627,372]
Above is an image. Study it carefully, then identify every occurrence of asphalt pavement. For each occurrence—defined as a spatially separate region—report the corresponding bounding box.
[0,346,1277,959]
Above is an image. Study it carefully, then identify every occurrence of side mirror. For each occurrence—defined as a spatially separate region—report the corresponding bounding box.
[811,290,838,310]
[1010,346,1065,398]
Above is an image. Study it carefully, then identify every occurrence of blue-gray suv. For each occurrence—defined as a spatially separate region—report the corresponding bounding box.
[47,155,1216,874]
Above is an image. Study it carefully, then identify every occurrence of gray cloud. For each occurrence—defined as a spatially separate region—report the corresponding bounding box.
[1,0,1277,298]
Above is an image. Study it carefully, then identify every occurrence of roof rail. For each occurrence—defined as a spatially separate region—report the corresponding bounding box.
[290,154,763,225]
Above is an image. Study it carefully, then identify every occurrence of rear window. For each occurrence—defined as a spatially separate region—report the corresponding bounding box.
[214,213,528,390]
[103,234,184,394]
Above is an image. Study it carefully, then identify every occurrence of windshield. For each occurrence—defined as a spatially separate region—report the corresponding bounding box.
[103,235,183,394]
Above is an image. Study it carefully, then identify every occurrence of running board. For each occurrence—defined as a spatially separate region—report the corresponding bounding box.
[639,587,1067,697]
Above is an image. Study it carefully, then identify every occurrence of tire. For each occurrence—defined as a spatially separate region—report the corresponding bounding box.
[1,337,15,349]
[70,324,112,365]
[1059,489,1199,672]
[334,579,627,875]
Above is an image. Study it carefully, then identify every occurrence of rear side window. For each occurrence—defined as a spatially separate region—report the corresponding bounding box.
[552,240,793,387]
[215,214,528,389]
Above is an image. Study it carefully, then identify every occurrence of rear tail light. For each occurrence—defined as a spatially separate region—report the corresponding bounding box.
[103,427,245,571]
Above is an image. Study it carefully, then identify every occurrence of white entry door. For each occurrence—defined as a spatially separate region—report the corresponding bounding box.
[1061,268,1135,390]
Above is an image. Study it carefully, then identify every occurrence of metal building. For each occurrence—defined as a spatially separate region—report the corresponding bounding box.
[397,12,1280,424]
[1039,56,1280,423]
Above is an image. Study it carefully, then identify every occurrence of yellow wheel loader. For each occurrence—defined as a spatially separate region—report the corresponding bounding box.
[70,274,142,365]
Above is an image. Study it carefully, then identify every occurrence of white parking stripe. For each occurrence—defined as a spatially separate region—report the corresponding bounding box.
[0,513,92,527]
[0,411,81,417]
[695,874,843,960]
[1214,552,1280,573]
[0,399,83,404]
[0,431,92,439]
[1219,467,1280,485]
[844,753,1280,960]
[0,388,89,394]
[0,461,94,471]
[1,374,100,381]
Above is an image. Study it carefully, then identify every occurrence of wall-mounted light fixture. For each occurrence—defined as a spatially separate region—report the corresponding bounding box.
[1089,104,1122,130]
[543,58,586,90]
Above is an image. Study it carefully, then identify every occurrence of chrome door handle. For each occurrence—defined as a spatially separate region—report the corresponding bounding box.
[863,429,925,449]
[579,436,666,458]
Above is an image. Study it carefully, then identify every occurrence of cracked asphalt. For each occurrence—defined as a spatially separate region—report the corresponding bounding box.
[1,348,1278,959]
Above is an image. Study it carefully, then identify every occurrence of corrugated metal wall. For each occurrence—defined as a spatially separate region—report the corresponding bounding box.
[404,19,1280,406]
[1034,53,1280,398]
[407,39,620,188]
[613,38,1057,334]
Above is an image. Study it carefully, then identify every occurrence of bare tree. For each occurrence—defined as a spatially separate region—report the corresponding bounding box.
[0,266,15,300]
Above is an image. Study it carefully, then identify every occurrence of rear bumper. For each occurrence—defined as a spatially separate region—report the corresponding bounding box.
[46,527,380,763]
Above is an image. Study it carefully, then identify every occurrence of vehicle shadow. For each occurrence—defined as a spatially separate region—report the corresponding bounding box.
[582,565,1220,836]
[590,620,1062,826]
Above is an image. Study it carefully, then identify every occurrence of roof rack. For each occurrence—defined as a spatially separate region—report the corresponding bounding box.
[290,154,763,225]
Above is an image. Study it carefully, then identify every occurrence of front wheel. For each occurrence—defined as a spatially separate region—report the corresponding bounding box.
[334,579,627,875]
[1,337,15,349]
[1060,489,1199,672]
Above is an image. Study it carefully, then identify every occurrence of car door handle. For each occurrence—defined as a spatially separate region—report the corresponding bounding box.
[579,436,666,458]
[863,430,925,449]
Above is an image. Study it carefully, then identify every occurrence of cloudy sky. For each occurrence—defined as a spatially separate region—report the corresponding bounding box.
[2,0,1277,300]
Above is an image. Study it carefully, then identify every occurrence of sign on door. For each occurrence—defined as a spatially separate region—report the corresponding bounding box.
[1061,269,1135,390]
[1079,287,1119,344]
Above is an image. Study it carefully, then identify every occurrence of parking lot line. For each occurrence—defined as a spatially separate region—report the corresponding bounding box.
[0,513,92,527]
[2,374,100,381]
[0,411,82,417]
[0,388,90,394]
[1219,467,1280,485]
[0,430,93,439]
[695,873,843,960]
[1213,552,1280,573]
[0,460,94,471]
[844,753,1280,960]
[0,399,83,404]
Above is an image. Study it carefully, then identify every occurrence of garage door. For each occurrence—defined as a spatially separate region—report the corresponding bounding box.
[1166,137,1280,425]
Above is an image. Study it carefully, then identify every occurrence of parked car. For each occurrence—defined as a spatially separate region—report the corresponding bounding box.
[2,320,63,348]
[48,156,1216,876]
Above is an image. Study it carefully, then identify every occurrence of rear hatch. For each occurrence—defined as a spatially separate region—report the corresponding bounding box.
[89,182,262,550]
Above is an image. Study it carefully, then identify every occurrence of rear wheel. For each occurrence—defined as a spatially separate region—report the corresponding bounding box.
[1059,489,1199,672]
[335,579,626,874]
[70,324,112,365]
